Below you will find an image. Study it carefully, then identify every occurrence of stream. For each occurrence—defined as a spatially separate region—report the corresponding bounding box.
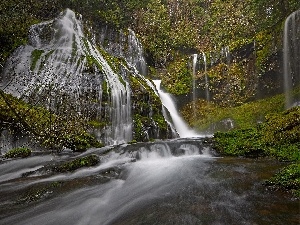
[0,138,298,225]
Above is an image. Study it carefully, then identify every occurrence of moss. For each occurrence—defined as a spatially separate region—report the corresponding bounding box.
[88,120,106,129]
[53,155,100,173]
[213,107,300,197]
[4,147,32,158]
[214,128,266,158]
[133,114,144,141]
[152,114,168,130]
[162,57,192,95]
[182,92,285,131]
[30,49,44,71]
[265,163,300,198]
[0,91,103,152]
[213,106,300,161]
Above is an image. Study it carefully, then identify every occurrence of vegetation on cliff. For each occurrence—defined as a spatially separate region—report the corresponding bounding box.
[0,91,102,151]
[2,1,299,97]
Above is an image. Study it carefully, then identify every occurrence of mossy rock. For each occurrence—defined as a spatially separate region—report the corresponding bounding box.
[53,155,100,173]
[61,133,104,152]
[4,147,32,158]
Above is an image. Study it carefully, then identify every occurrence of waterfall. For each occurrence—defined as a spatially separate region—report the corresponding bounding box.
[283,10,300,108]
[0,9,132,145]
[98,27,147,76]
[153,80,202,138]
[191,53,210,105]
[127,29,147,76]
[202,52,210,102]
[192,54,198,116]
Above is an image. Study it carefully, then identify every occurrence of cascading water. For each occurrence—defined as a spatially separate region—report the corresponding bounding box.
[191,53,210,106]
[127,29,148,76]
[283,10,300,108]
[0,9,132,145]
[202,52,210,102]
[192,54,198,117]
[0,139,298,225]
[153,80,202,138]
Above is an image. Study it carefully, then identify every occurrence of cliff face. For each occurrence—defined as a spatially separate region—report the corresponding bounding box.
[0,9,172,150]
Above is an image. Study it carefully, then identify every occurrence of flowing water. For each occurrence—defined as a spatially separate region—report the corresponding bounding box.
[0,9,133,145]
[283,10,300,108]
[153,80,203,138]
[202,52,210,102]
[0,139,298,225]
[192,54,198,117]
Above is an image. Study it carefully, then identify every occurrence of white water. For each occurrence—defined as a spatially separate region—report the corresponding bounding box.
[192,54,197,117]
[153,80,202,138]
[2,141,297,225]
[202,52,210,102]
[1,9,132,145]
[283,10,300,108]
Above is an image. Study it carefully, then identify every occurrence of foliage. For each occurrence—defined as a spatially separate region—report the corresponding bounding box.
[205,60,258,107]
[0,0,62,70]
[213,106,300,162]
[182,92,285,131]
[162,57,192,95]
[4,147,32,158]
[265,163,300,198]
[136,0,172,67]
[53,155,100,173]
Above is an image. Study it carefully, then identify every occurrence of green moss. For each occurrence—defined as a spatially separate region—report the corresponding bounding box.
[162,57,192,95]
[213,106,300,161]
[133,114,144,141]
[53,155,100,173]
[213,107,300,197]
[214,128,265,158]
[88,120,106,128]
[152,114,168,130]
[0,91,103,152]
[265,163,300,198]
[182,92,285,131]
[30,49,44,71]
[4,147,32,158]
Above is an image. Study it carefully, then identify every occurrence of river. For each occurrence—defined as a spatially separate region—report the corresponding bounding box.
[0,138,298,225]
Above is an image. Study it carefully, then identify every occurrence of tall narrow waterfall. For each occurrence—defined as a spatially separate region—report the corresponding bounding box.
[0,9,132,145]
[192,54,198,116]
[153,80,202,138]
[283,10,300,108]
[202,52,210,102]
